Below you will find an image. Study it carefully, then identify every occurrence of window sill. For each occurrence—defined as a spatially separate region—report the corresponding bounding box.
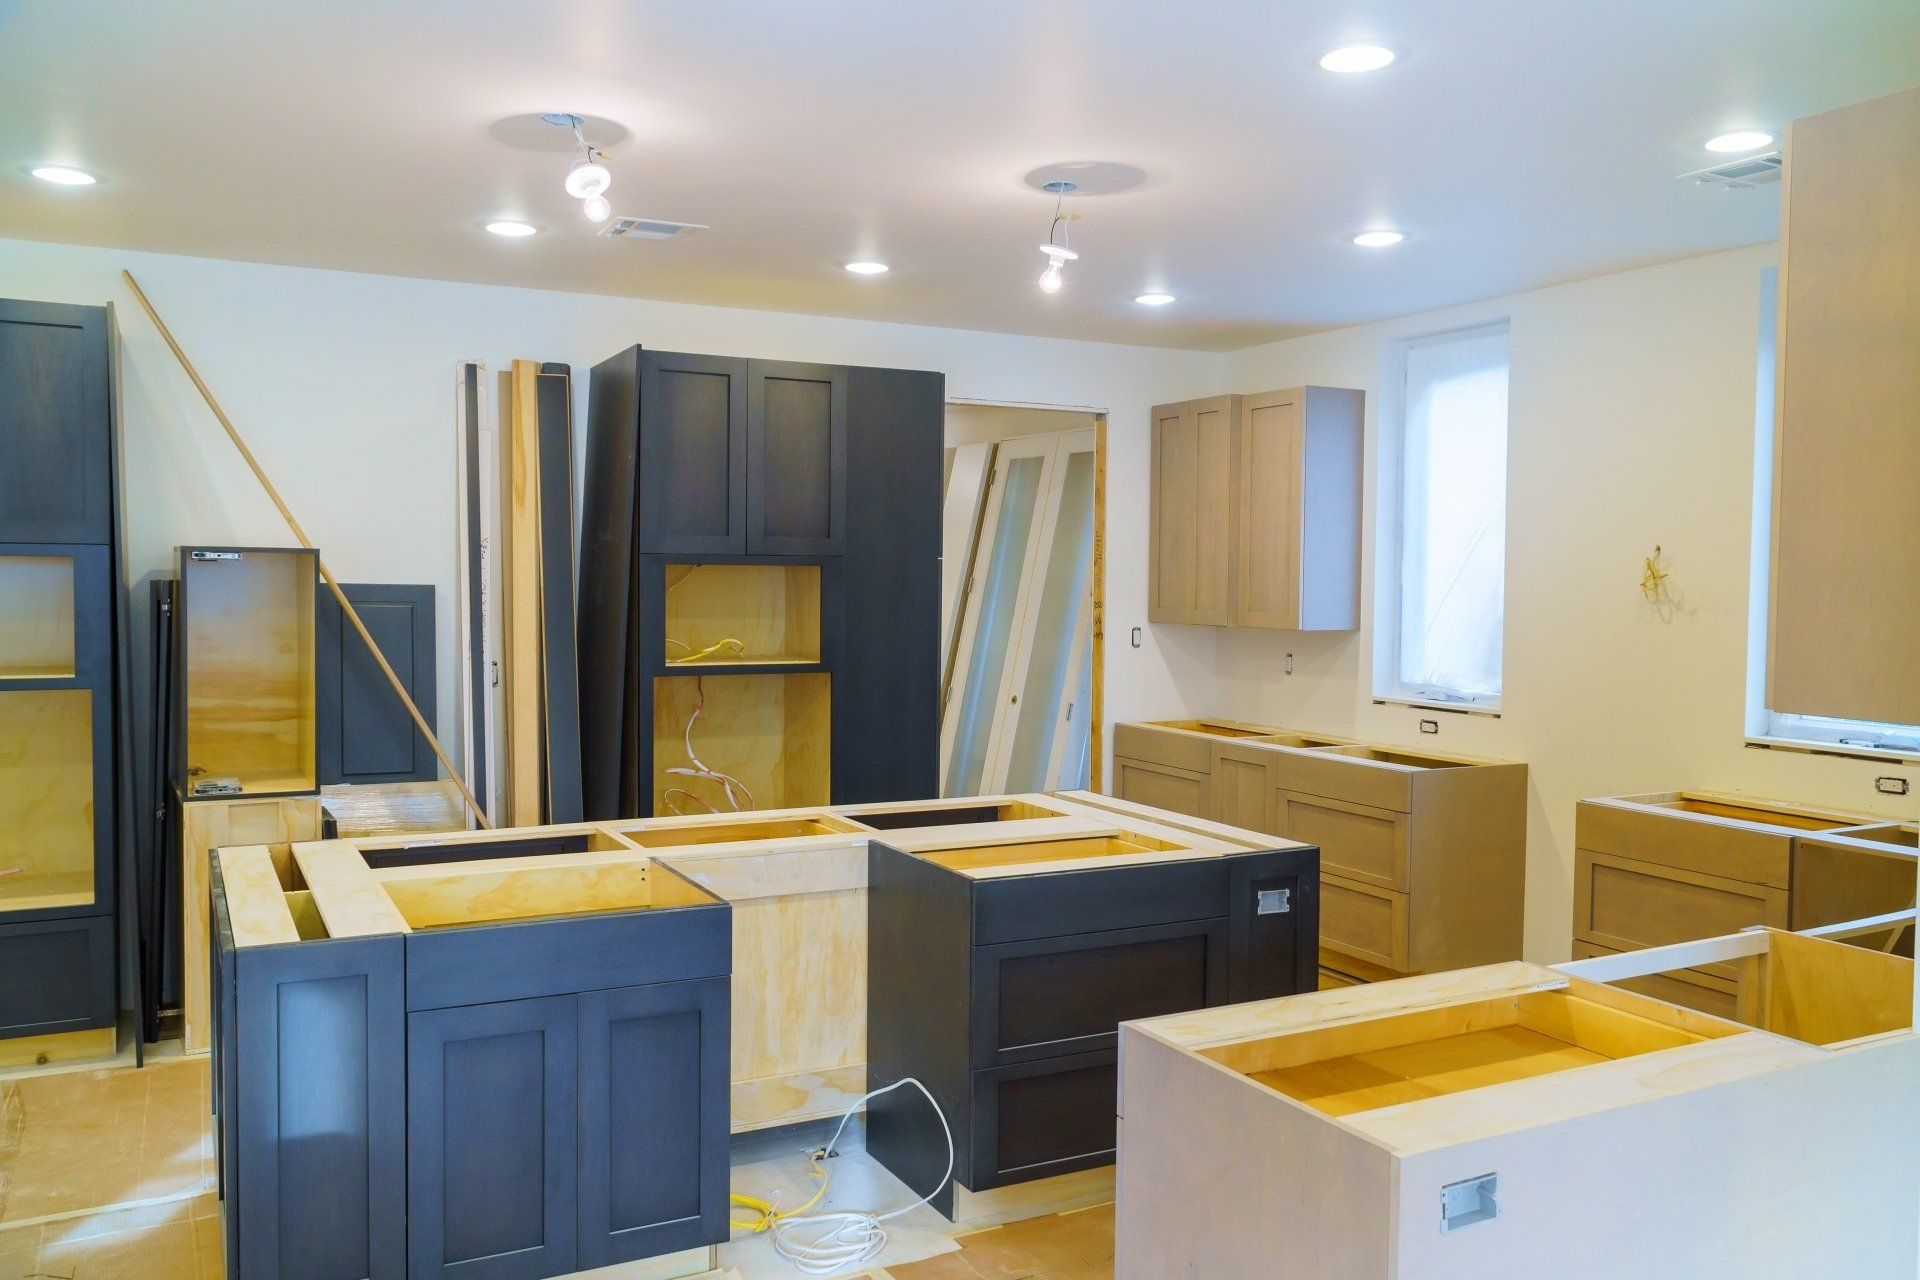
[1372,695,1502,720]
[1744,735,1920,766]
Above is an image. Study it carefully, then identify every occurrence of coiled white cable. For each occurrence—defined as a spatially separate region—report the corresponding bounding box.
[765,1077,954,1276]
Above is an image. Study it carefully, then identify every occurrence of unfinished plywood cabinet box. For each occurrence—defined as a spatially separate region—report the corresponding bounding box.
[1113,719,1527,982]
[1148,386,1363,630]
[175,546,319,800]
[1572,790,1904,1014]
[1118,928,1920,1280]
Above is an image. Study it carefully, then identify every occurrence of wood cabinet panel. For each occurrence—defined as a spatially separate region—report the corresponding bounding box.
[0,916,115,1037]
[1234,391,1303,628]
[1277,791,1408,892]
[1568,941,1741,1021]
[1110,722,1212,773]
[1207,743,1273,831]
[1148,395,1236,625]
[1573,850,1787,982]
[0,301,112,545]
[1319,875,1409,973]
[747,360,847,555]
[971,1051,1119,1191]
[1111,756,1208,818]
[1769,87,1920,724]
[1574,797,1798,889]
[637,352,749,555]
[408,995,580,1280]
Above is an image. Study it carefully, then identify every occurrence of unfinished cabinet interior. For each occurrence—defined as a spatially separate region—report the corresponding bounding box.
[1572,790,1905,1014]
[1767,87,1920,726]
[1148,386,1363,630]
[0,299,123,1051]
[176,546,319,799]
[1112,719,1526,980]
[1118,931,1920,1280]
[579,349,941,818]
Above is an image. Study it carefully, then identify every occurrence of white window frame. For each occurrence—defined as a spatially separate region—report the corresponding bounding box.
[1744,267,1920,762]
[1372,320,1511,715]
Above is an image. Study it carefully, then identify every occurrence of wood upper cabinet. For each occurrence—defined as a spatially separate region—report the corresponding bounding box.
[1149,387,1362,630]
[1235,387,1363,630]
[1149,395,1238,625]
[0,301,113,546]
[747,360,847,554]
[637,351,750,555]
[1767,87,1920,724]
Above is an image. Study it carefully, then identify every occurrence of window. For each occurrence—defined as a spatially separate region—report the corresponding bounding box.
[1376,323,1510,709]
[1746,268,1920,758]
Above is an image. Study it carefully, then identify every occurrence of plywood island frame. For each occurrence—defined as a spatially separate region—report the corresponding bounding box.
[210,790,1314,1279]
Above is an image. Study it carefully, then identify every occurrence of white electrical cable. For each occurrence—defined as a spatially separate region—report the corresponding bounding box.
[765,1077,954,1276]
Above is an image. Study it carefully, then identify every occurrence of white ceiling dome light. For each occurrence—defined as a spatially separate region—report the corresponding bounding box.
[31,165,97,185]
[1352,229,1406,247]
[1319,43,1398,73]
[1135,293,1176,306]
[1704,129,1775,153]
[844,260,890,275]
[485,220,538,237]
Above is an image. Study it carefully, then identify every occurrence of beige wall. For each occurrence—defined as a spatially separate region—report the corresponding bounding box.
[1205,243,1919,961]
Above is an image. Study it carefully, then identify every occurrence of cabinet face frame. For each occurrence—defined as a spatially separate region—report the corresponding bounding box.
[1573,849,1788,981]
[1110,756,1209,819]
[1233,390,1304,628]
[745,359,848,555]
[636,351,750,556]
[0,300,114,546]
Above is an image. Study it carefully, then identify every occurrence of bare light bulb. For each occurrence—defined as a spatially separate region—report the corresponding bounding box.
[1038,263,1063,293]
[565,159,612,198]
[1037,243,1077,294]
[583,192,611,222]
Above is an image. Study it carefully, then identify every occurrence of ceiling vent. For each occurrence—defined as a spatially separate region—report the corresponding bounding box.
[1678,151,1783,190]
[599,216,708,241]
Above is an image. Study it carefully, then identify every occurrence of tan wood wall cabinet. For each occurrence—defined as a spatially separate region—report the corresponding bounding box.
[1148,386,1363,630]
[1113,719,1527,980]
[1571,790,1910,1015]
[1767,87,1920,725]
[1117,924,1920,1279]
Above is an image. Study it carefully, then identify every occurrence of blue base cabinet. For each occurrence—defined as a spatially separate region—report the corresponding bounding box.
[406,979,729,1280]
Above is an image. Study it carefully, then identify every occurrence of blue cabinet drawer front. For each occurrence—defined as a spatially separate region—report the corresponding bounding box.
[0,915,113,1037]
[403,906,730,1010]
[971,858,1229,944]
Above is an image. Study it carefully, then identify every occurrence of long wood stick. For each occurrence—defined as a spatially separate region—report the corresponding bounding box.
[121,269,494,829]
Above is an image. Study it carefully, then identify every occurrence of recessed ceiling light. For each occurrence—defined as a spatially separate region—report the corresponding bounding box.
[844,261,890,275]
[1135,293,1176,306]
[485,220,539,237]
[1704,130,1775,153]
[1351,229,1406,247]
[31,165,96,186]
[1319,44,1398,74]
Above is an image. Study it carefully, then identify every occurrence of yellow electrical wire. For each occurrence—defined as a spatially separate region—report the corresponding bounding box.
[666,636,748,664]
[729,1149,830,1233]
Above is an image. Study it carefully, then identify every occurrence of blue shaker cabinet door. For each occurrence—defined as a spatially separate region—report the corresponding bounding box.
[575,976,731,1268]
[407,996,579,1280]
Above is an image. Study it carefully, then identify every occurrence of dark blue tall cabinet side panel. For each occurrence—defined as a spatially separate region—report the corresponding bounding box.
[230,933,406,1280]
[408,995,581,1280]
[577,976,731,1268]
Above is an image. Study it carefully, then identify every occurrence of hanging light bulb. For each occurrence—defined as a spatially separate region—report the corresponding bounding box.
[544,113,618,224]
[1035,179,1079,295]
[565,158,612,199]
[582,192,612,222]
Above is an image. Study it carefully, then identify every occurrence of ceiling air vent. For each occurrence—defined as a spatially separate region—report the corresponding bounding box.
[599,216,708,242]
[1678,151,1783,190]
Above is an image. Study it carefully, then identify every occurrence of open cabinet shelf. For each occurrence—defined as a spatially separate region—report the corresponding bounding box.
[0,554,77,680]
[650,671,830,815]
[0,688,98,915]
[178,547,319,799]
[662,562,823,669]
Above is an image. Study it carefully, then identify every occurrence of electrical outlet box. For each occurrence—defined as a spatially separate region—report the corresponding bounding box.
[1419,718,1440,734]
[1440,1173,1499,1232]
[1875,776,1909,796]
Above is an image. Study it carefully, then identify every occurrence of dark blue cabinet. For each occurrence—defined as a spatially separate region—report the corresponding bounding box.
[407,979,730,1279]
[408,996,580,1280]
[577,977,730,1268]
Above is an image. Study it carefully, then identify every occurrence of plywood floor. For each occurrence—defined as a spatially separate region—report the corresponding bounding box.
[0,1056,219,1279]
[0,1054,1115,1280]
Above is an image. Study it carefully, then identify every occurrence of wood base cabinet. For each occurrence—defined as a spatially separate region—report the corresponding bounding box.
[866,836,1318,1218]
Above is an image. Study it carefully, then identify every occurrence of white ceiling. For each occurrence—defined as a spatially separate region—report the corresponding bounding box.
[2,0,1916,350]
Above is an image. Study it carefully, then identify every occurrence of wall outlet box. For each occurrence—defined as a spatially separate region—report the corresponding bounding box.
[1875,776,1909,796]
[1440,1173,1499,1232]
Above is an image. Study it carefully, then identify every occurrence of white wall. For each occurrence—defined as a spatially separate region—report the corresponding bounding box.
[1208,243,1919,961]
[0,236,1225,796]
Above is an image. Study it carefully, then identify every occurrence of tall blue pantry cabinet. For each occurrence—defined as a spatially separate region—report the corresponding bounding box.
[0,298,128,1049]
